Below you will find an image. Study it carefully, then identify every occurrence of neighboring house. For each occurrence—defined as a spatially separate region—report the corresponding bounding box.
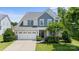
[0,14,11,35]
[14,11,60,40]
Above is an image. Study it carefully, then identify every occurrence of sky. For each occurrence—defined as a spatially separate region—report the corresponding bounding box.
[0,7,57,22]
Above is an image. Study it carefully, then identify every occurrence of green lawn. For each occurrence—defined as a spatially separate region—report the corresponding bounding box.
[0,35,13,51]
[0,35,3,41]
[36,39,79,51]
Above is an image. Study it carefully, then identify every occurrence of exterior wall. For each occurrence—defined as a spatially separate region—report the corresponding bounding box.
[0,17,11,35]
[14,27,47,36]
[20,13,54,27]
[0,21,2,35]
[38,12,54,26]
[22,19,38,26]
[14,27,47,31]
[15,12,60,39]
[0,30,2,35]
[55,16,60,22]
[23,20,28,26]
[33,19,38,26]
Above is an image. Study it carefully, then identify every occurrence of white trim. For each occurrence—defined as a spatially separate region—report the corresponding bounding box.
[39,19,44,26]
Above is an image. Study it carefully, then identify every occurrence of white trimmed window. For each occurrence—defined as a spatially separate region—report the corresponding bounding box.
[28,32,31,34]
[19,32,22,34]
[39,19,44,26]
[47,19,52,25]
[33,32,36,34]
[28,20,33,26]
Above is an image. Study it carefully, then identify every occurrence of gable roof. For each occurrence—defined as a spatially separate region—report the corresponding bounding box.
[17,11,60,26]
[17,12,49,26]
[0,14,11,25]
[45,8,57,16]
[21,11,58,20]
[0,14,7,21]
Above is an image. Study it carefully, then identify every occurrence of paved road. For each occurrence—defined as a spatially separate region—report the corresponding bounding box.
[4,40,36,51]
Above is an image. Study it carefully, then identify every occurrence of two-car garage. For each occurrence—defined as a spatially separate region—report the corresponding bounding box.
[14,27,46,40]
[18,34,37,40]
[16,30,38,40]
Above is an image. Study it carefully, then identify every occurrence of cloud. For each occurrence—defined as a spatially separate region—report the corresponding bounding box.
[0,11,24,22]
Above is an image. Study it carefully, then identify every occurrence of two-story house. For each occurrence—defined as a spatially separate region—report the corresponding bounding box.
[14,11,60,40]
[0,14,11,35]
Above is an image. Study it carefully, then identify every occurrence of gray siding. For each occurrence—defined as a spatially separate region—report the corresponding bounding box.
[20,12,54,27]
[38,12,54,27]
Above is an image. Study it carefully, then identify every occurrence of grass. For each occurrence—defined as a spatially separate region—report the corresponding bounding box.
[0,35,3,41]
[0,35,13,51]
[36,39,79,51]
[36,43,53,51]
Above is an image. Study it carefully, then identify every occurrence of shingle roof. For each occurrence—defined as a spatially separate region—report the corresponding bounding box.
[21,11,58,20]
[21,12,44,20]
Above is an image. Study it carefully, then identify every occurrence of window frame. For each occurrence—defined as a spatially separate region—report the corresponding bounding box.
[39,19,44,26]
[47,19,52,25]
[55,20,58,22]
[0,26,1,30]
[28,20,33,26]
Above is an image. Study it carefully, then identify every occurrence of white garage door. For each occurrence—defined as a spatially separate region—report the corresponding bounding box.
[17,31,37,40]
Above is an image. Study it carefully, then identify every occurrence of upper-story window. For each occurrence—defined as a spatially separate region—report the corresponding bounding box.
[47,19,52,25]
[39,19,44,26]
[28,20,33,26]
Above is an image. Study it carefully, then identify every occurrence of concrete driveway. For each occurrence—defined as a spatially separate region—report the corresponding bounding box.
[4,40,36,51]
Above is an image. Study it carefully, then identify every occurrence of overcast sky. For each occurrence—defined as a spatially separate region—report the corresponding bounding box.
[0,7,57,22]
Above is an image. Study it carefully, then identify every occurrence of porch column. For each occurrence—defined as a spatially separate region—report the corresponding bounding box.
[46,31,49,36]
[37,30,39,36]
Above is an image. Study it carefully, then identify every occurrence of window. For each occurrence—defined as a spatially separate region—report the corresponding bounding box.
[55,20,58,22]
[23,32,27,34]
[47,19,52,25]
[19,32,22,34]
[0,26,1,30]
[20,21,23,26]
[33,32,36,34]
[28,32,31,34]
[39,19,44,26]
[28,20,33,26]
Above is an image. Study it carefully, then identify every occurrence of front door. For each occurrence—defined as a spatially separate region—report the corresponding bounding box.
[39,30,45,38]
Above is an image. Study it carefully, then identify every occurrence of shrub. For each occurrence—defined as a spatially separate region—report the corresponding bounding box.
[62,31,71,43]
[3,28,16,42]
[45,36,53,43]
[55,36,59,43]
[36,36,42,41]
[45,36,59,43]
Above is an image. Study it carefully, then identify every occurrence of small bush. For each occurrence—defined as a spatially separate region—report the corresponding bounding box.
[45,36,59,43]
[3,28,16,42]
[55,36,59,43]
[45,36,53,43]
[36,36,42,41]
[62,31,71,43]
